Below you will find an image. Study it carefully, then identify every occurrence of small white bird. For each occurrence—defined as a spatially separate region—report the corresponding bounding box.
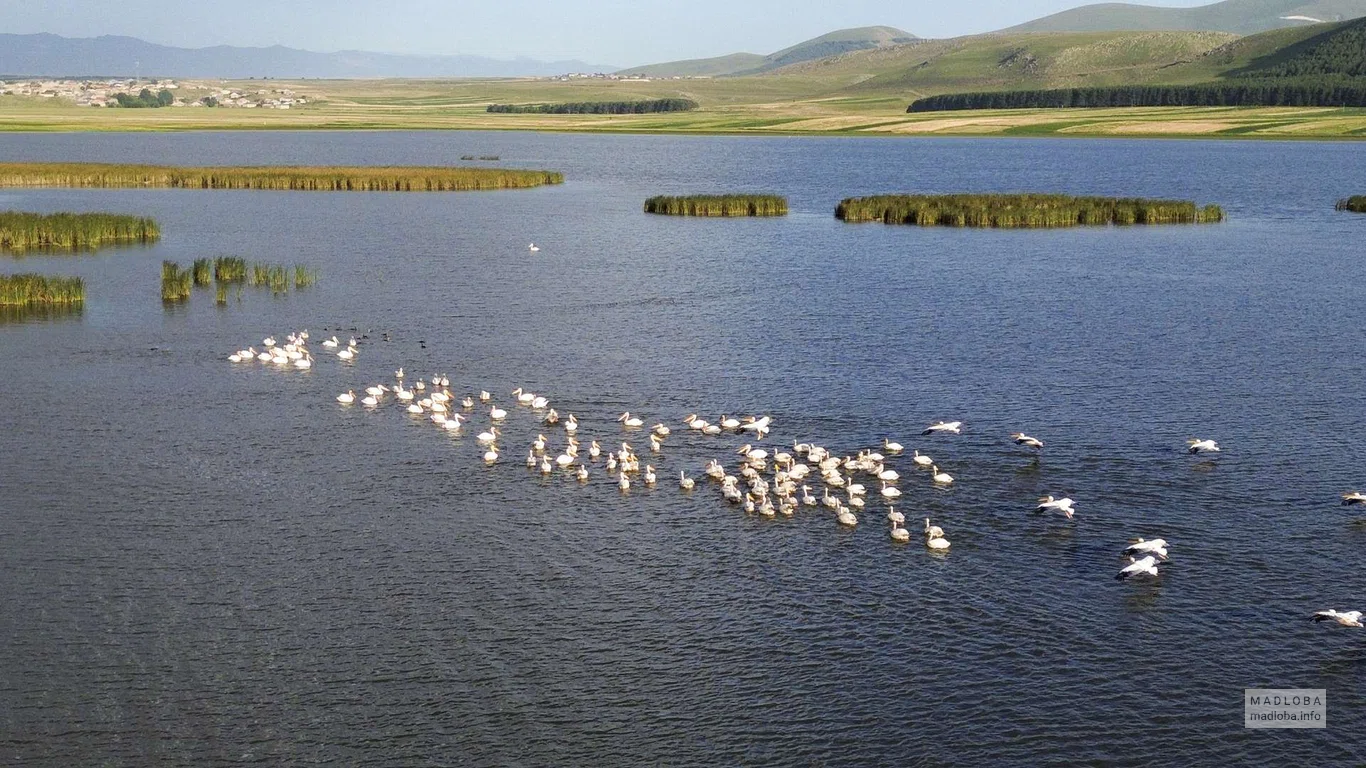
[1012,432,1044,449]
[483,448,499,464]
[1122,538,1170,560]
[528,243,540,252]
[1187,438,1220,454]
[922,421,962,435]
[1311,609,1363,628]
[394,367,404,379]
[618,473,630,491]
[1116,555,1159,581]
[361,395,378,407]
[336,390,355,404]
[1036,495,1076,519]
[490,406,508,420]
[577,465,589,482]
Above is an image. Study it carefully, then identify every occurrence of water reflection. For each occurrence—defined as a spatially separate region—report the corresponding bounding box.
[0,302,83,325]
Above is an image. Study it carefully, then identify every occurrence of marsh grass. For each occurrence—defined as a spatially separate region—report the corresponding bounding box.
[0,273,85,305]
[192,258,213,286]
[161,261,192,302]
[294,265,318,288]
[214,256,247,283]
[0,163,563,191]
[215,282,229,305]
[644,194,788,217]
[0,211,160,252]
[1337,196,1366,212]
[835,194,1224,227]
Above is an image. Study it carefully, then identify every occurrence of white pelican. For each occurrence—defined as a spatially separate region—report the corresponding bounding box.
[1012,432,1044,449]
[513,388,535,405]
[883,438,903,454]
[931,466,954,485]
[922,421,962,435]
[652,423,671,437]
[878,468,900,482]
[365,385,387,397]
[407,404,423,414]
[924,518,943,539]
[618,412,644,428]
[683,414,707,430]
[1036,496,1076,519]
[589,441,601,459]
[395,387,414,401]
[461,396,474,409]
[431,413,448,426]
[891,523,911,542]
[531,396,549,409]
[556,453,574,468]
[927,535,950,550]
[565,415,579,434]
[227,353,243,363]
[719,415,741,430]
[740,415,772,433]
[336,390,355,404]
[1116,555,1159,581]
[702,423,722,435]
[848,495,865,509]
[443,416,462,431]
[337,347,355,361]
[322,336,339,348]
[533,434,547,453]
[1311,609,1363,627]
[837,508,858,527]
[1122,538,1169,560]
[262,336,276,347]
[1187,438,1220,454]
[577,465,589,482]
[477,427,499,443]
[618,473,630,491]
[479,390,491,402]
[881,483,902,498]
[679,471,695,490]
[1342,491,1366,505]
[490,406,508,420]
[361,395,378,407]
[540,456,553,474]
[439,376,450,387]
[801,486,817,506]
[912,450,933,467]
[644,466,657,485]
[528,243,540,252]
[394,367,404,379]
[483,448,499,463]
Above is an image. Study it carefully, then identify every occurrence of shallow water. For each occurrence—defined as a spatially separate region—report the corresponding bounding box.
[1,132,1364,765]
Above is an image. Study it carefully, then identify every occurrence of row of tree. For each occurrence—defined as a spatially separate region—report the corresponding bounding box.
[487,98,699,114]
[113,88,175,108]
[1238,18,1366,79]
[907,80,1366,111]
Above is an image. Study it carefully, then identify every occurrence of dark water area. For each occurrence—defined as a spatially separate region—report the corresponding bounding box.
[1,131,1364,766]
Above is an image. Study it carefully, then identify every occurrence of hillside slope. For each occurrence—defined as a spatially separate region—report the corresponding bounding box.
[617,26,917,77]
[1005,0,1366,35]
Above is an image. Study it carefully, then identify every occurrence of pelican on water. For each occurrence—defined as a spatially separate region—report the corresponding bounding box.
[930,466,954,485]
[883,438,903,454]
[528,243,540,252]
[912,450,933,467]
[679,471,695,490]
[618,412,644,428]
[336,390,355,404]
[922,421,962,435]
[890,523,911,542]
[924,518,943,539]
[1311,609,1363,627]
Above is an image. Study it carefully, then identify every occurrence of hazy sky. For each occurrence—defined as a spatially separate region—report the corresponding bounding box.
[2,0,1216,66]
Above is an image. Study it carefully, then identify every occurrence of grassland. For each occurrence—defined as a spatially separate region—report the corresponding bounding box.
[1,25,1364,139]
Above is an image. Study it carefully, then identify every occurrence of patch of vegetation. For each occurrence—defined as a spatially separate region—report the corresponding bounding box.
[835,194,1224,227]
[1235,17,1366,79]
[644,194,788,217]
[1337,196,1366,213]
[908,79,1366,111]
[161,261,192,302]
[113,88,175,108]
[0,211,160,252]
[0,163,562,191]
[0,273,84,306]
[488,98,699,114]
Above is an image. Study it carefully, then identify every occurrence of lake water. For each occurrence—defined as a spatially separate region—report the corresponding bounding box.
[1,132,1364,765]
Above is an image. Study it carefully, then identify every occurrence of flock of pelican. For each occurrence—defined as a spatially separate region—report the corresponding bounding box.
[228,331,1361,629]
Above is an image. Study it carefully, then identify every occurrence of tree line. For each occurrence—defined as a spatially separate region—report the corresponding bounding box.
[113,88,175,108]
[907,80,1366,111]
[487,98,699,114]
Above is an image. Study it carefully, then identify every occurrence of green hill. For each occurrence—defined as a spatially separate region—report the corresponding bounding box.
[1005,0,1366,35]
[617,26,917,78]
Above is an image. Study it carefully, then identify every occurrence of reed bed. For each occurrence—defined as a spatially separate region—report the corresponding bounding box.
[0,211,160,252]
[0,163,562,192]
[161,261,192,302]
[834,194,1224,227]
[643,194,788,217]
[214,256,247,283]
[1336,196,1366,213]
[192,258,213,286]
[0,273,85,306]
[215,283,230,305]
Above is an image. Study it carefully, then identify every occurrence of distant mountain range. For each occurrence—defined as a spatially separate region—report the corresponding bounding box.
[1005,0,1366,34]
[0,34,617,79]
[618,26,919,78]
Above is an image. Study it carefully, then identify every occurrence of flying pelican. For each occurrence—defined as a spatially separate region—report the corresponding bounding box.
[1311,609,1363,627]
[679,471,695,490]
[912,450,933,467]
[336,390,355,404]
[890,523,911,542]
[528,243,540,252]
[1012,432,1044,449]
[740,416,773,433]
[1187,438,1220,454]
[1122,538,1169,560]
[618,412,644,428]
[1036,496,1076,519]
[922,421,962,435]
[1116,555,1159,581]
[1341,492,1366,505]
[883,438,903,454]
[931,466,954,485]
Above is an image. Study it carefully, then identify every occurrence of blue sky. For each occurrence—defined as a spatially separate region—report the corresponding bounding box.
[2,0,1215,66]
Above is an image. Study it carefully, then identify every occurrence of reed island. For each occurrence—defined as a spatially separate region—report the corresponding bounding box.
[1337,196,1366,213]
[643,194,788,217]
[835,194,1225,227]
[0,211,161,252]
[0,163,563,191]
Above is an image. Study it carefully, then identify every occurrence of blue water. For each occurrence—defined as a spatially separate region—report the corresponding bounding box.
[1,132,1364,765]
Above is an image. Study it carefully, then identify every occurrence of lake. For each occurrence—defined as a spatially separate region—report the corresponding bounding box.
[1,131,1364,765]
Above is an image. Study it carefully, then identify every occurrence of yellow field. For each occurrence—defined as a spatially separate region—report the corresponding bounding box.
[2,78,1364,139]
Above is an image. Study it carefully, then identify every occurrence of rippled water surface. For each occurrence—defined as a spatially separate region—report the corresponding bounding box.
[2,132,1365,766]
